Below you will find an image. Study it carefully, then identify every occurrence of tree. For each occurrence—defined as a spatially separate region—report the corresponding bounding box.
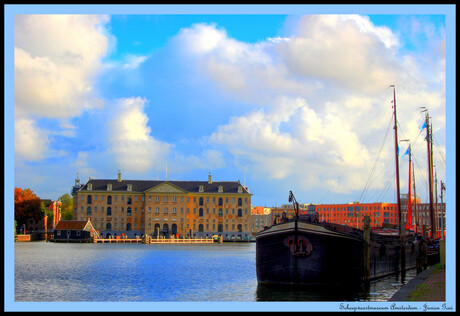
[59,193,74,220]
[14,188,43,232]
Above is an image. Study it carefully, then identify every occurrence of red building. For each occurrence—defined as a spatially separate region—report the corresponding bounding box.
[314,202,399,230]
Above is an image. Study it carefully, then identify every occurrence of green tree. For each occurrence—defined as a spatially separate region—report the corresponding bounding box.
[41,201,54,228]
[59,193,74,220]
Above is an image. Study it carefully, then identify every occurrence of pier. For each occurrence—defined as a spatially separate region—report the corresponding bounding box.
[93,236,216,244]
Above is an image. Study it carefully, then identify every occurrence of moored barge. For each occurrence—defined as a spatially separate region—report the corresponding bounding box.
[255,218,420,286]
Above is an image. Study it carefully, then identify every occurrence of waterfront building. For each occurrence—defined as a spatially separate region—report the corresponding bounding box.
[53,220,97,242]
[24,199,62,234]
[72,172,252,240]
[314,202,399,230]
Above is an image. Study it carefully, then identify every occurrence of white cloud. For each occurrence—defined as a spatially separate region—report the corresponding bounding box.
[14,15,109,119]
[178,15,445,197]
[14,117,50,161]
[14,15,110,162]
[107,97,171,173]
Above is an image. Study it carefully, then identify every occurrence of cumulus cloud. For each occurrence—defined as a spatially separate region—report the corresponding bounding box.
[14,117,50,161]
[14,15,110,161]
[177,15,445,197]
[107,97,170,173]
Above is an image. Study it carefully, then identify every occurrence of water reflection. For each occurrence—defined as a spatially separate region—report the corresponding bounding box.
[256,269,418,302]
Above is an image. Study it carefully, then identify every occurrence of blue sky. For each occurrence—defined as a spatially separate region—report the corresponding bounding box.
[8,6,452,209]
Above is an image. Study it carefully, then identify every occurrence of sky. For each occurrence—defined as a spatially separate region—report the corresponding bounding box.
[8,6,452,209]
[4,5,457,312]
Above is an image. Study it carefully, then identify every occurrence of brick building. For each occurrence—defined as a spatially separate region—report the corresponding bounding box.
[72,172,252,241]
[314,202,399,230]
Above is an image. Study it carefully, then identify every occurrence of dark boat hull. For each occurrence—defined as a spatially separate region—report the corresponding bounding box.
[255,221,418,286]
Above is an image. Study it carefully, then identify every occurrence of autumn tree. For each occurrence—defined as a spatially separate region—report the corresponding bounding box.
[14,188,43,232]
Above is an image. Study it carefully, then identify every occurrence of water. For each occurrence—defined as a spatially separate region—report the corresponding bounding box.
[14,241,416,302]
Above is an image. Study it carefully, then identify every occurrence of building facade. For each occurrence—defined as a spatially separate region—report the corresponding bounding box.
[250,206,272,233]
[314,202,400,230]
[72,172,253,241]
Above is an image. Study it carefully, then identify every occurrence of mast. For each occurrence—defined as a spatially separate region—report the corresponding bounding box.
[440,181,445,240]
[390,86,402,233]
[425,111,436,238]
[407,144,412,230]
[435,168,438,238]
[412,160,418,234]
[390,85,405,277]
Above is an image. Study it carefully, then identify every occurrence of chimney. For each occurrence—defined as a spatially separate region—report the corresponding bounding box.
[208,172,212,184]
[117,170,122,182]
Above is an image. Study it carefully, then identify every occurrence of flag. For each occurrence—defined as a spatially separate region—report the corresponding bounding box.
[402,147,410,158]
[420,121,427,130]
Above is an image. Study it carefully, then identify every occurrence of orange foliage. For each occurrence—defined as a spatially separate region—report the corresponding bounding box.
[14,187,43,228]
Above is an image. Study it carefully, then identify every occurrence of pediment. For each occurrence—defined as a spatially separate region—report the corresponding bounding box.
[145,182,187,194]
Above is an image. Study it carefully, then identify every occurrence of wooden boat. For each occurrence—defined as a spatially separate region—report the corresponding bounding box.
[255,214,420,286]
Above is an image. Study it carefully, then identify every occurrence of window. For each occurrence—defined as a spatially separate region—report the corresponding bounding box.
[199,197,204,206]
[87,206,92,215]
[218,186,223,193]
[238,209,242,217]
[218,209,223,217]
[164,207,168,214]
[199,208,204,217]
[164,196,168,202]
[87,195,92,204]
[238,198,242,206]
[107,207,112,216]
[127,197,132,205]
[199,185,204,192]
[172,207,176,214]
[106,223,112,231]
[127,207,132,216]
[199,224,204,232]
[218,198,223,206]
[88,184,92,190]
[127,184,132,191]
[237,224,243,232]
[218,224,223,232]
[107,183,112,191]
[126,223,132,231]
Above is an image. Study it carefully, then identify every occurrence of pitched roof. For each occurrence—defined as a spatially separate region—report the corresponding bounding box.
[54,220,90,230]
[74,179,251,195]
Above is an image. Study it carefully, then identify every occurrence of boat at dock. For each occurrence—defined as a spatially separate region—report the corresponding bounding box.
[255,216,420,286]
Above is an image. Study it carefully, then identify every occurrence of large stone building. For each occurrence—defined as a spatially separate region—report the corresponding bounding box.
[72,172,252,241]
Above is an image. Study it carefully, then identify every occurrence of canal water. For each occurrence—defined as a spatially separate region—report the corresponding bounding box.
[14,241,416,303]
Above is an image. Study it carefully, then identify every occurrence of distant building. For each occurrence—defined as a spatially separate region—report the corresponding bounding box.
[314,202,399,229]
[71,172,253,241]
[250,206,272,233]
[25,199,62,234]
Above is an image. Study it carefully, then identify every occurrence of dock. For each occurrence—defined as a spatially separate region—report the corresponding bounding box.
[93,236,216,244]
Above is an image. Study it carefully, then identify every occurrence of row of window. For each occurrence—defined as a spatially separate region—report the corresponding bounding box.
[316,205,399,212]
[84,205,249,217]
